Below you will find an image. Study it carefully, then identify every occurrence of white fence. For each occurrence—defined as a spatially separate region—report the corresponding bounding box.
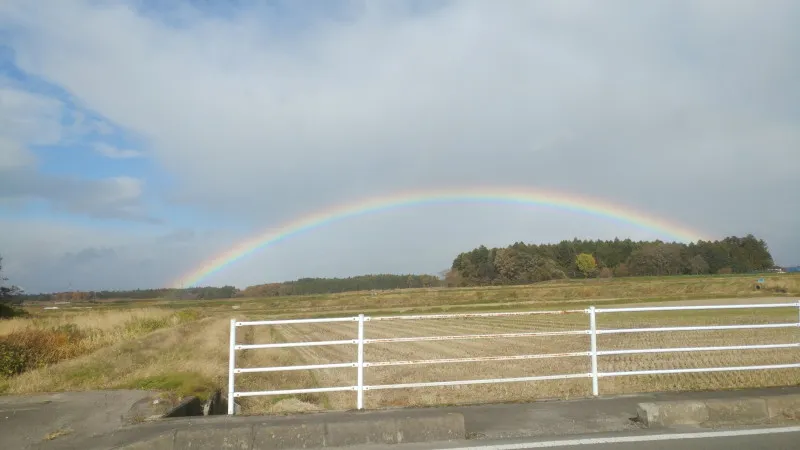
[227,302,800,414]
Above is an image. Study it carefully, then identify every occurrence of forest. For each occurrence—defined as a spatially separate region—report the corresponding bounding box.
[448,234,775,286]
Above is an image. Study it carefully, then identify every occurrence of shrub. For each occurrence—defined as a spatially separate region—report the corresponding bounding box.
[124,317,168,335]
[0,304,27,319]
[173,309,201,324]
[0,327,87,377]
[0,340,28,377]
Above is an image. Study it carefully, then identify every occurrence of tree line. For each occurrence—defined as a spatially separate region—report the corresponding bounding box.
[15,274,442,301]
[239,274,442,297]
[18,286,239,302]
[448,234,776,286]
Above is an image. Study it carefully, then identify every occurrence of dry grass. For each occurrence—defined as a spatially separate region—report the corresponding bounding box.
[233,301,800,414]
[0,308,202,386]
[0,308,178,337]
[2,316,228,400]
[44,427,72,441]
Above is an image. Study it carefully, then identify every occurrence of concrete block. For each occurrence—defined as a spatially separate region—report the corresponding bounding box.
[325,417,399,447]
[252,423,326,450]
[765,394,800,421]
[636,401,709,428]
[203,391,222,416]
[123,395,176,424]
[705,398,768,425]
[174,425,252,450]
[165,397,204,418]
[395,413,466,443]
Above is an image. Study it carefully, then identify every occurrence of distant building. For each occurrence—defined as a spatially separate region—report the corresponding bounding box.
[787,266,800,273]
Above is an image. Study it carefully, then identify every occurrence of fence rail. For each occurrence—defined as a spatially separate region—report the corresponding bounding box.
[227,301,800,414]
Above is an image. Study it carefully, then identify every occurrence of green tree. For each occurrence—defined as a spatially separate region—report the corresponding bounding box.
[576,253,597,278]
[528,257,568,282]
[627,243,685,276]
[614,263,630,277]
[443,269,464,287]
[688,255,710,275]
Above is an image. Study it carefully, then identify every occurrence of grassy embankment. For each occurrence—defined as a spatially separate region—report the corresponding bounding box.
[2,273,798,410]
[0,308,215,398]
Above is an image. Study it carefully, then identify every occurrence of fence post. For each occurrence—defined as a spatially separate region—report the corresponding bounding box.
[228,318,237,415]
[589,306,599,396]
[357,314,365,410]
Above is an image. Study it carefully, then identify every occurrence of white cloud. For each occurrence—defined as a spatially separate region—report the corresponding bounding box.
[0,87,63,144]
[0,82,152,221]
[5,2,796,206]
[0,137,36,169]
[69,111,116,137]
[0,86,63,168]
[93,143,142,159]
[0,170,155,221]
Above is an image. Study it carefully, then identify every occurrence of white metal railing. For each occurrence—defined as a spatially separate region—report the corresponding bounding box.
[227,301,800,414]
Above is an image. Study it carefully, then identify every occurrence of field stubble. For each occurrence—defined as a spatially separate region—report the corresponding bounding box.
[234,306,800,414]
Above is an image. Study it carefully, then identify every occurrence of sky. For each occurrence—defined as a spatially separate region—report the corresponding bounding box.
[0,0,798,293]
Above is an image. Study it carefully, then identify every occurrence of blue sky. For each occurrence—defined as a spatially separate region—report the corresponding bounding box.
[0,0,798,293]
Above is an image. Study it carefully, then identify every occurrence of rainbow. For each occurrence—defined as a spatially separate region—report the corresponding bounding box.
[174,187,710,288]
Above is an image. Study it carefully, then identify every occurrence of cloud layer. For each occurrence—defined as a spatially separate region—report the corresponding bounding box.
[0,0,798,291]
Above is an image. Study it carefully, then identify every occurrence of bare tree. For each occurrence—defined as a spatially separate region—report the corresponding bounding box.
[0,256,23,305]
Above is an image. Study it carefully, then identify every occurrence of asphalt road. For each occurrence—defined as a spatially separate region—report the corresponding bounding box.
[425,426,800,450]
[5,387,800,449]
[0,390,157,450]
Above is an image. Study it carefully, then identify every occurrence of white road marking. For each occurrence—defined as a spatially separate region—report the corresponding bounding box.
[439,426,800,449]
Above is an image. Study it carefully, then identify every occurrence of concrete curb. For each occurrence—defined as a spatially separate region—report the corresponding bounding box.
[637,393,800,428]
[115,411,465,450]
